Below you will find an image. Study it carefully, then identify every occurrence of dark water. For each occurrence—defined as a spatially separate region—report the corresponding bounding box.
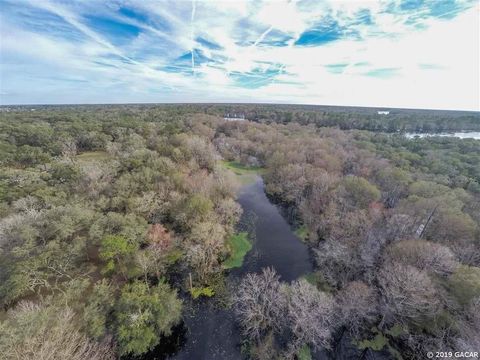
[144,176,313,360]
[165,301,242,360]
[232,177,313,281]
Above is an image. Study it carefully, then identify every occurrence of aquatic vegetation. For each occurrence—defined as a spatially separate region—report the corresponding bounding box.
[223,232,252,269]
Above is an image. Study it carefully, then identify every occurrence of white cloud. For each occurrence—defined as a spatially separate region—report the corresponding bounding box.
[0,0,478,110]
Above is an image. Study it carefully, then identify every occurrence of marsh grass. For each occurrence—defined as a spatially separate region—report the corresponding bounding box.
[223,232,252,269]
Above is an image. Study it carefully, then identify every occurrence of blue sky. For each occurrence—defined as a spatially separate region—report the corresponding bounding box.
[0,0,478,110]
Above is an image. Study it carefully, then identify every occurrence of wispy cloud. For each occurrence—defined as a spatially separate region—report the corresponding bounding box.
[364,67,401,78]
[0,0,478,110]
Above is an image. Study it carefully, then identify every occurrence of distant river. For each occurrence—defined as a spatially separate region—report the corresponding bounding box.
[404,132,480,140]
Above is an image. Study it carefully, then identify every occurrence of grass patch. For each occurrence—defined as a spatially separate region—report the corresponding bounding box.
[220,160,266,186]
[385,323,406,337]
[220,160,265,175]
[223,232,252,269]
[294,225,309,241]
[357,332,388,351]
[190,286,215,299]
[302,271,334,293]
[297,344,312,360]
[76,151,111,163]
[357,326,404,360]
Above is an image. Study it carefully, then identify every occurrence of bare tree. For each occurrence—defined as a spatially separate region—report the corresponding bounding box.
[183,135,216,171]
[233,268,285,340]
[378,262,440,326]
[336,281,378,337]
[61,138,77,163]
[0,301,115,360]
[314,239,362,287]
[0,206,43,250]
[187,221,226,282]
[450,242,480,267]
[285,279,335,354]
[455,297,480,353]
[215,198,243,233]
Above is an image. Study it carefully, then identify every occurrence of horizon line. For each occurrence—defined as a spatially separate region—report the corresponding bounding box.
[1,101,479,113]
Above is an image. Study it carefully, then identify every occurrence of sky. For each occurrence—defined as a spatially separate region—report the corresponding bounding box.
[0,0,479,110]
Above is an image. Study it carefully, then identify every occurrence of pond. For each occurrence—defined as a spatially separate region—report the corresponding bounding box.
[404,132,480,140]
[144,175,314,359]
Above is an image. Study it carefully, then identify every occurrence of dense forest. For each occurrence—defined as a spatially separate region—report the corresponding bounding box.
[3,103,480,133]
[0,105,479,359]
[203,104,480,133]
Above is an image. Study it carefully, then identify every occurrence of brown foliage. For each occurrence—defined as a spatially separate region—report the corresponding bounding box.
[147,223,172,251]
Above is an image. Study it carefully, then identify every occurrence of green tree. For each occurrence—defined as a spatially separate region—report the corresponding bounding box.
[172,194,213,230]
[84,280,116,339]
[14,145,51,167]
[114,281,182,356]
[338,176,381,209]
[48,162,81,185]
[99,235,138,278]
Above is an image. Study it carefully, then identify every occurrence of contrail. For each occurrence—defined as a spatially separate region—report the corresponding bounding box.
[191,0,196,75]
[252,25,274,47]
[27,0,177,90]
